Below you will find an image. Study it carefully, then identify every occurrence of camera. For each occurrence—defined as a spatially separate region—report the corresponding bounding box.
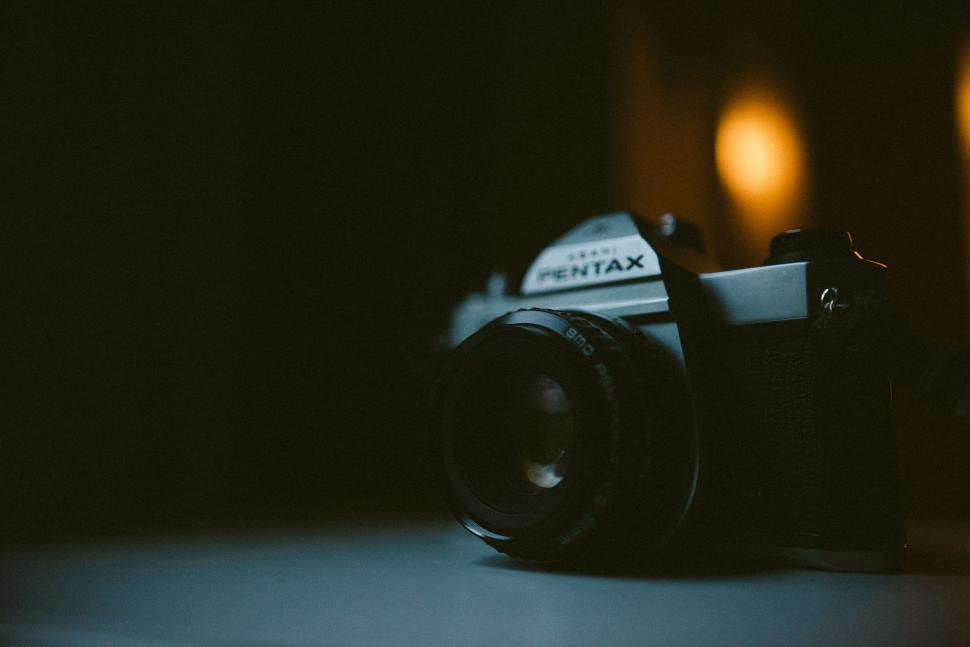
[432,212,911,571]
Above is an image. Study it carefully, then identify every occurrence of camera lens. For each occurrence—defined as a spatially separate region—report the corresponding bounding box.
[442,338,586,529]
[451,363,579,515]
[434,309,699,562]
[511,375,573,490]
[467,372,576,495]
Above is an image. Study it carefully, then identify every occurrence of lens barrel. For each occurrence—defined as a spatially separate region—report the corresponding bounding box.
[433,309,699,562]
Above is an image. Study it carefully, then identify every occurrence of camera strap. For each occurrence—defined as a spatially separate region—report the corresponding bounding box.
[812,287,970,420]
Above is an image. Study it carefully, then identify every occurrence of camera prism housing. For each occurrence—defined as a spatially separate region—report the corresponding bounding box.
[433,212,905,571]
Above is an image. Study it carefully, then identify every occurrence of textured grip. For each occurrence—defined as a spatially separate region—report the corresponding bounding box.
[704,323,821,538]
[701,320,901,550]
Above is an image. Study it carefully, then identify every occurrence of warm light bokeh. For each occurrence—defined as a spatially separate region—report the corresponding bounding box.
[715,90,806,240]
[958,43,970,159]
[957,41,970,321]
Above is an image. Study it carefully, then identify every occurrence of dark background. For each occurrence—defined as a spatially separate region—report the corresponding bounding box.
[4,2,970,543]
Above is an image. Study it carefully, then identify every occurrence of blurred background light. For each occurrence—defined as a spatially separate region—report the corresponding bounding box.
[958,40,970,321]
[958,41,970,158]
[716,88,807,252]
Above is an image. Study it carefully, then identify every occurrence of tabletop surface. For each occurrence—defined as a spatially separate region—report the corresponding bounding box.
[1,516,968,646]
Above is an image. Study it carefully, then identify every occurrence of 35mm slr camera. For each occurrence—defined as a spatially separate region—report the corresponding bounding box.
[432,212,927,571]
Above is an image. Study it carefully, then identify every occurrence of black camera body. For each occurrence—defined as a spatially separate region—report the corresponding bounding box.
[433,212,905,571]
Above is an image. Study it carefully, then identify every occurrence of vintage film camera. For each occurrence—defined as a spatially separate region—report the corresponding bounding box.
[432,212,970,571]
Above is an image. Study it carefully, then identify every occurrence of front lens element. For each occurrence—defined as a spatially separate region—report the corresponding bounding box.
[449,353,582,518]
[512,374,573,489]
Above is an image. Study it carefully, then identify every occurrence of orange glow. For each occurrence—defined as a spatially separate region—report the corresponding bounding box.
[715,90,806,232]
[958,43,970,158]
